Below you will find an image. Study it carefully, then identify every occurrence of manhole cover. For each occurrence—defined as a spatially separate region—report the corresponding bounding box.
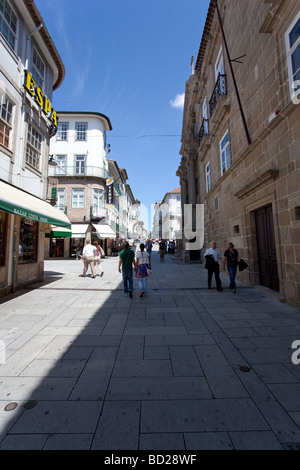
[4,402,18,412]
[23,400,38,410]
[240,366,251,372]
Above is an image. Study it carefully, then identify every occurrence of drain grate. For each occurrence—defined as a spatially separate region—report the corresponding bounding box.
[282,443,300,450]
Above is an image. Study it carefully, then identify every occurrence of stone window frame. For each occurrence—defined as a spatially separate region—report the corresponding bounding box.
[285,11,300,101]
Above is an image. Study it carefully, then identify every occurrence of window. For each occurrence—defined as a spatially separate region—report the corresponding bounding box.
[286,12,300,100]
[19,218,38,264]
[75,122,87,141]
[25,123,43,170]
[72,188,85,208]
[57,122,68,141]
[75,155,85,174]
[202,98,209,134]
[215,46,224,80]
[205,162,212,192]
[32,49,45,90]
[93,188,104,209]
[220,130,230,175]
[56,155,66,175]
[0,0,17,50]
[56,188,66,212]
[0,92,14,148]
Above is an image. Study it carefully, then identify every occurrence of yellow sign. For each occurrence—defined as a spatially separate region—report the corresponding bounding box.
[24,70,57,128]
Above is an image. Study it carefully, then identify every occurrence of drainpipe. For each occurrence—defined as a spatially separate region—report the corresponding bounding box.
[214,0,251,146]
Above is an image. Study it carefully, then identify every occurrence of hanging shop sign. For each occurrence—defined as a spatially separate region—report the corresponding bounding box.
[23,70,58,129]
[106,177,114,208]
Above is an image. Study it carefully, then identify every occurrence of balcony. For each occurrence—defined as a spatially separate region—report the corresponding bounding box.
[209,74,227,117]
[48,165,110,180]
[90,206,107,221]
[198,118,209,145]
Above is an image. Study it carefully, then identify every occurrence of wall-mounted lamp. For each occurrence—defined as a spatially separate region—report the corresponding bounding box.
[48,155,57,166]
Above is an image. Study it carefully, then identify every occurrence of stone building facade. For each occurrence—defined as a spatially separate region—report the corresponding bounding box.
[177,0,300,307]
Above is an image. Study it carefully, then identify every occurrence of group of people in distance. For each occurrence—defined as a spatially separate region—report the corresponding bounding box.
[81,238,243,297]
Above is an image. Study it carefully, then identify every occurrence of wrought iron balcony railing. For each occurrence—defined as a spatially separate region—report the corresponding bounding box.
[198,118,209,145]
[209,74,227,117]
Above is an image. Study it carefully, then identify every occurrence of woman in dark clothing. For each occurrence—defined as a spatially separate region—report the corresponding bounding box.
[223,242,240,293]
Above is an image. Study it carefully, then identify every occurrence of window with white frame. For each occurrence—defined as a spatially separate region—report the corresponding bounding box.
[93,189,104,216]
[0,92,14,149]
[72,188,85,208]
[32,49,45,90]
[75,122,87,141]
[57,122,69,141]
[220,130,230,175]
[285,12,300,100]
[56,155,67,175]
[205,162,212,192]
[0,0,17,50]
[75,155,85,174]
[56,188,65,211]
[25,123,43,170]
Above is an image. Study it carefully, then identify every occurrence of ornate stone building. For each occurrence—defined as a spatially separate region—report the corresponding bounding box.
[177,0,300,307]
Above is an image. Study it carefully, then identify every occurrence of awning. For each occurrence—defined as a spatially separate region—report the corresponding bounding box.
[0,180,71,228]
[71,224,89,238]
[45,225,72,238]
[93,223,116,239]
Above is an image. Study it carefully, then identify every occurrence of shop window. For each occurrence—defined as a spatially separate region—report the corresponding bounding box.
[19,218,38,264]
[0,211,7,266]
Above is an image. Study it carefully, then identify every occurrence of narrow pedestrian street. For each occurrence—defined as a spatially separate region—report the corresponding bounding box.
[0,246,300,450]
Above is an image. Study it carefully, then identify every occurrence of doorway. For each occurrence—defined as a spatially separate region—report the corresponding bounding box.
[255,204,279,291]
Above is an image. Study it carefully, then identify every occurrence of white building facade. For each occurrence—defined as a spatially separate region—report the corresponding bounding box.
[0,0,69,296]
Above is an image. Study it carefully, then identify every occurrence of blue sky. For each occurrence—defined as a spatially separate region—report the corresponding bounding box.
[35,0,210,230]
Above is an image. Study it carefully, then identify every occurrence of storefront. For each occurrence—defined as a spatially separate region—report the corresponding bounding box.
[0,180,71,296]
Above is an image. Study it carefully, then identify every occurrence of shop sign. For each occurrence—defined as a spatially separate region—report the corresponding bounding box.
[106,177,114,208]
[23,70,58,129]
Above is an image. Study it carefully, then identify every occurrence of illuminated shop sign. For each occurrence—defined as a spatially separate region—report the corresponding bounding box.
[23,70,58,129]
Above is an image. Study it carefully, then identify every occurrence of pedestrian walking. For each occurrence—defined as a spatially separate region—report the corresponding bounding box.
[223,242,240,293]
[159,240,165,262]
[75,242,82,260]
[145,239,153,257]
[135,243,151,297]
[93,241,104,277]
[204,240,223,291]
[82,240,97,278]
[118,241,135,297]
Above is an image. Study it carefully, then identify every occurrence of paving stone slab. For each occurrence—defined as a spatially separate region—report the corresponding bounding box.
[229,431,282,450]
[139,433,185,450]
[106,376,212,400]
[141,398,269,433]
[184,432,233,450]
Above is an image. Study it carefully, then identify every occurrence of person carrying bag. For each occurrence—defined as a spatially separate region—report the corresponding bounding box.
[135,243,151,297]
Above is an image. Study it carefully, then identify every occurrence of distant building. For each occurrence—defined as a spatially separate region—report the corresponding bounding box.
[0,0,69,296]
[177,0,300,307]
[152,188,181,240]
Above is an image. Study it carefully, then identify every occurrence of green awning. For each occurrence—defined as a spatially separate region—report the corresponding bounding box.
[0,180,71,228]
[45,225,72,238]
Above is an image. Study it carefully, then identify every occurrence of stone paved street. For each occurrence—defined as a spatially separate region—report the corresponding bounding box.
[0,246,300,450]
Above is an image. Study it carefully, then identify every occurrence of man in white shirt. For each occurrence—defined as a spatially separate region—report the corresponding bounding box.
[82,241,97,278]
[204,241,223,291]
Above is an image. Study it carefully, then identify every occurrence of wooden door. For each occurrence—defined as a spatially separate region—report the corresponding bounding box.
[255,205,279,291]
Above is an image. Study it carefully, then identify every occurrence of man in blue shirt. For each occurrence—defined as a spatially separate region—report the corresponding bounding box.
[204,241,223,291]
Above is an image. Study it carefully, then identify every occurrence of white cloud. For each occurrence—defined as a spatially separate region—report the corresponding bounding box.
[170,93,185,109]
